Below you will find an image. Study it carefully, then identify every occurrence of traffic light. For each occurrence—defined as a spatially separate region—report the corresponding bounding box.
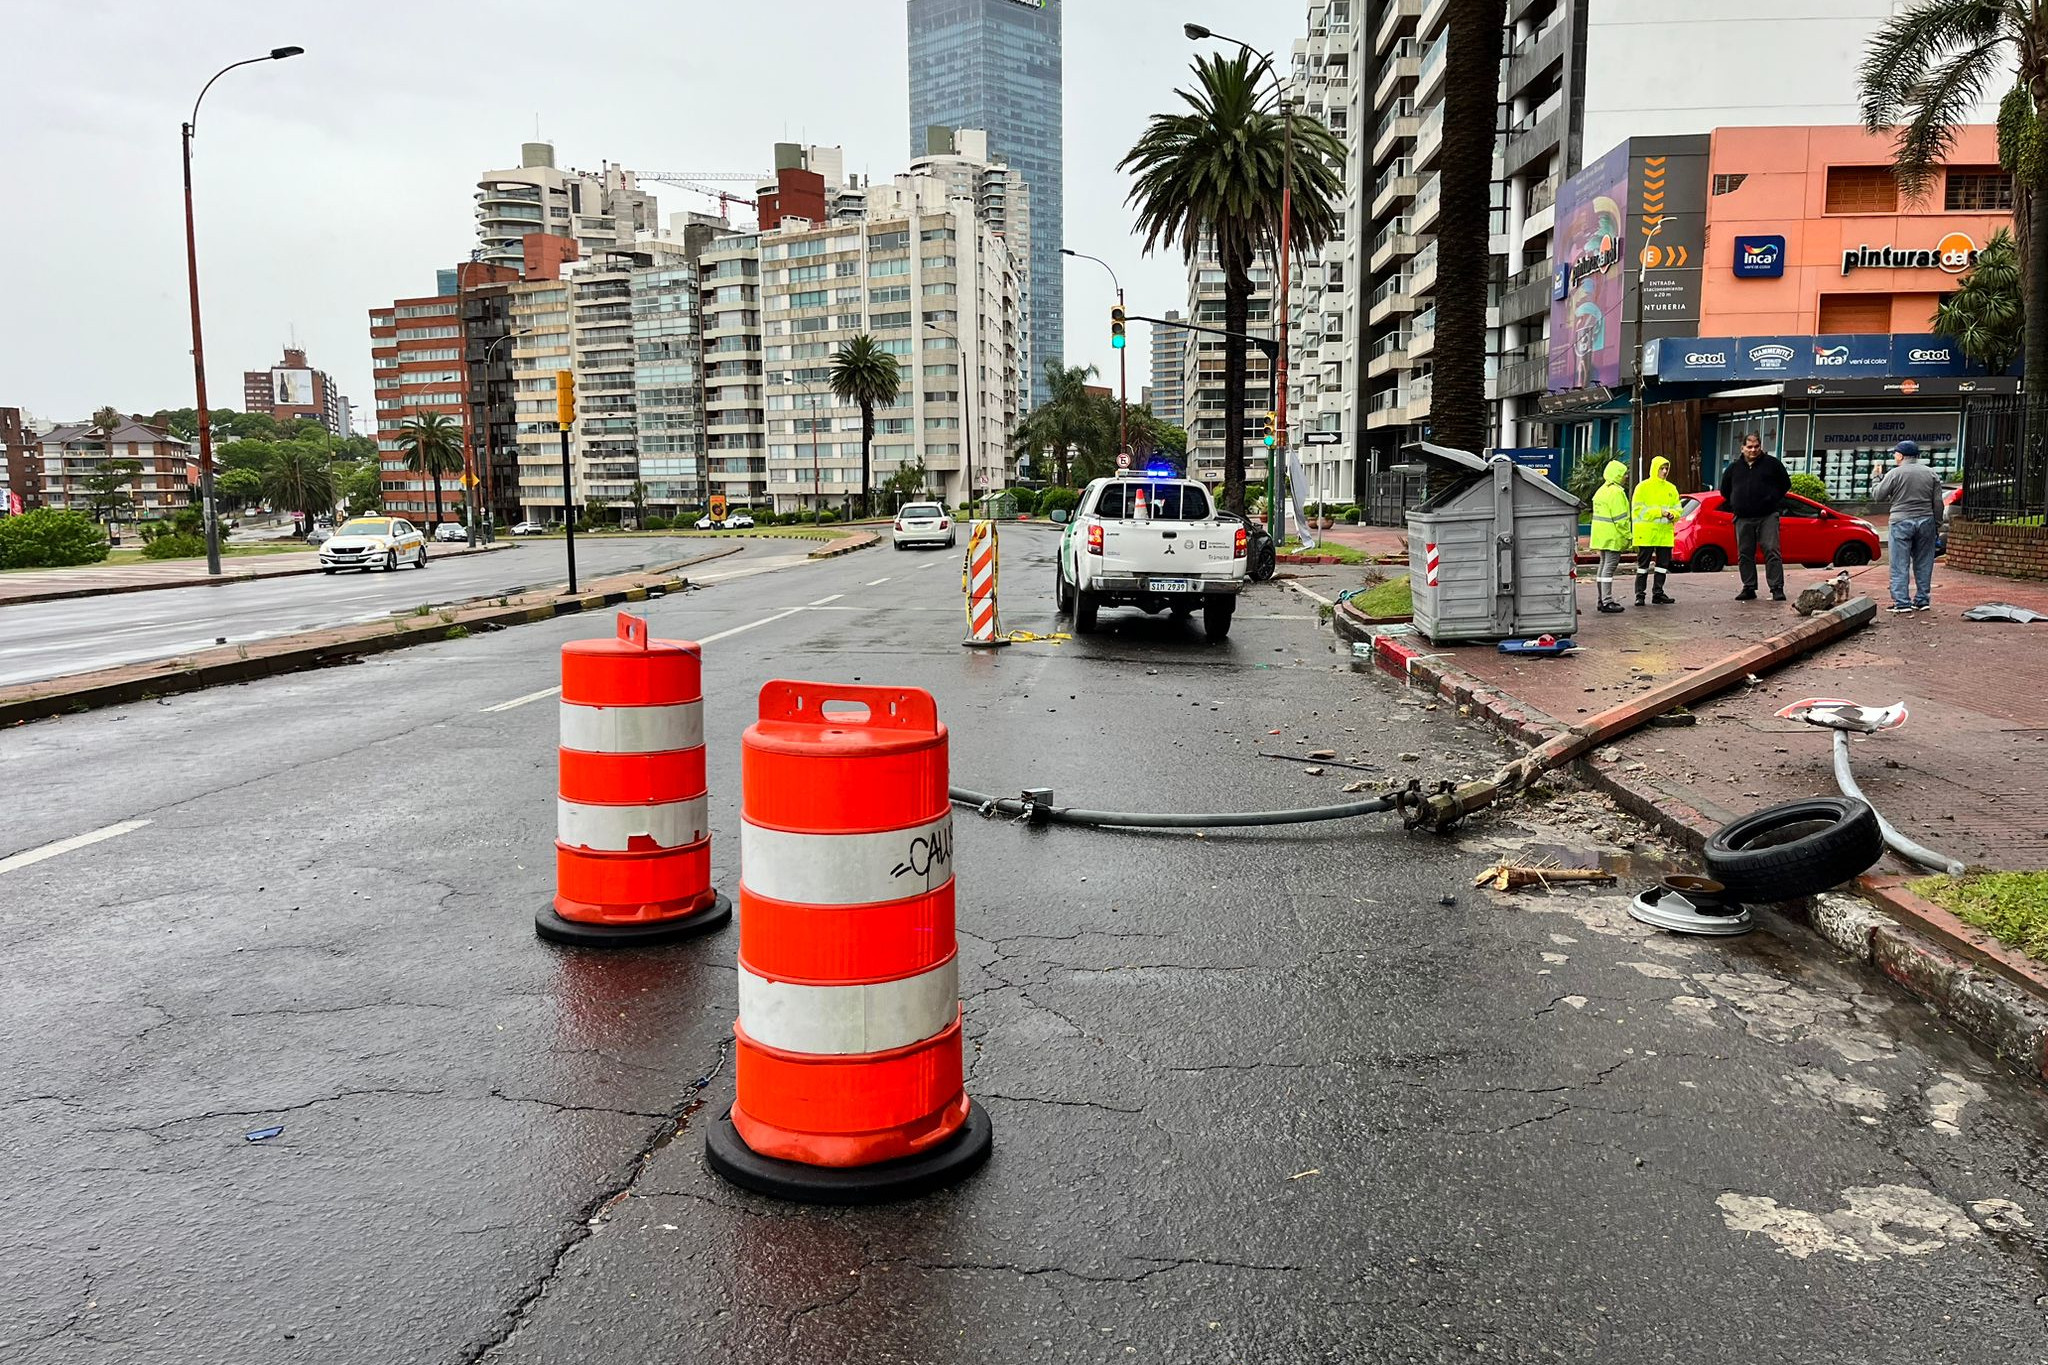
[555,370,575,430]
[1110,304,1127,350]
[1262,411,1277,448]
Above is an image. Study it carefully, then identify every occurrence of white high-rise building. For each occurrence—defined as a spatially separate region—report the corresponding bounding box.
[476,142,658,271]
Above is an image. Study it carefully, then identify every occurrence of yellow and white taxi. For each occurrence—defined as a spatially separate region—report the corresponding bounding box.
[318,517,428,573]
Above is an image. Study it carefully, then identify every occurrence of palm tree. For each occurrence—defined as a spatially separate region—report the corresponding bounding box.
[1860,2,2046,414]
[261,444,337,537]
[1433,0,1508,455]
[827,336,901,517]
[1935,227,2025,372]
[1121,50,1344,515]
[1012,361,1109,487]
[397,411,464,529]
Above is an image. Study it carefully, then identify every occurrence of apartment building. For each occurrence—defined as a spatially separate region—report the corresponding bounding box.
[1147,309,1188,428]
[242,346,345,432]
[699,232,768,507]
[36,419,194,518]
[476,142,658,271]
[2,407,42,512]
[1182,232,1275,489]
[369,262,522,522]
[1316,0,1919,503]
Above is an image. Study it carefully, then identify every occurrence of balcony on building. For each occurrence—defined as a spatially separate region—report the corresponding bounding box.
[1506,11,1567,99]
[1500,257,1555,324]
[1408,306,1438,360]
[1367,272,1414,326]
[1419,0,1449,40]
[1371,156,1419,219]
[1374,37,1421,107]
[1372,98,1420,164]
[1368,217,1417,275]
[1503,92,1564,179]
[1366,329,1412,379]
[1375,0,1421,53]
[1412,172,1443,233]
[1413,102,1446,169]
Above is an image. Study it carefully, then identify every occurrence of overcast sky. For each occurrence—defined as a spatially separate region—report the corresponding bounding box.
[6,0,1293,426]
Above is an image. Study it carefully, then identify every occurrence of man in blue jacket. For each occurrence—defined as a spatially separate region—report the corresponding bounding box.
[1718,431,1791,601]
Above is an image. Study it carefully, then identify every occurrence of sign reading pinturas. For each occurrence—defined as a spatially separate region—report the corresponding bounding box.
[1840,232,1979,275]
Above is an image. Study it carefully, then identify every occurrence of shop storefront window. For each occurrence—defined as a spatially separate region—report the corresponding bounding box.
[1797,410,1960,501]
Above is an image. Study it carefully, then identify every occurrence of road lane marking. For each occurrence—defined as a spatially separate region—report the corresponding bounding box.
[865,577,891,586]
[698,607,807,645]
[480,685,561,713]
[917,561,939,570]
[809,593,844,606]
[0,820,152,876]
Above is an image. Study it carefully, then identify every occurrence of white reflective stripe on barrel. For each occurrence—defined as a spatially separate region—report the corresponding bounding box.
[558,699,703,754]
[558,795,709,851]
[737,956,958,1056]
[740,814,953,905]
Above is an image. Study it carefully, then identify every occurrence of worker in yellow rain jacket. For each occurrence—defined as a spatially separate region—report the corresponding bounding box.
[1630,455,1681,606]
[1590,458,1632,614]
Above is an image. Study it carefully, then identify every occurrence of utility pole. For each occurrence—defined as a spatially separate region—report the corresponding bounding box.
[1632,217,1666,482]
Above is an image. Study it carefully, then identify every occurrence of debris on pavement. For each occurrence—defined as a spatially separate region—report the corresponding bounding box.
[1961,602,2045,624]
[1473,862,1618,892]
[244,1126,285,1142]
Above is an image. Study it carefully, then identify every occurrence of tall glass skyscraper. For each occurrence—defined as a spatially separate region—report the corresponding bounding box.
[908,0,1062,410]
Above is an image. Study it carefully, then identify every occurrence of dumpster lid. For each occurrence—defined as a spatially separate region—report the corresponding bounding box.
[1403,441,1582,515]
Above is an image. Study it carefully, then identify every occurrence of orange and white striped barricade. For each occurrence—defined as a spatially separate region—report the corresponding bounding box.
[705,680,993,1203]
[961,519,1009,649]
[536,612,732,947]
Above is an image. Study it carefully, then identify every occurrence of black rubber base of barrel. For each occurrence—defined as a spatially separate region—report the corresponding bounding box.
[962,637,1012,649]
[534,893,731,948]
[704,1100,993,1205]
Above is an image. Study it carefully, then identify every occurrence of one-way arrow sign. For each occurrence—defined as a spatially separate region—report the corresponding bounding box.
[1304,431,1343,446]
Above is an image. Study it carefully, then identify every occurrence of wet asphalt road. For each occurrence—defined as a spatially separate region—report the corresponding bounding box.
[0,535,727,688]
[3,526,2047,1363]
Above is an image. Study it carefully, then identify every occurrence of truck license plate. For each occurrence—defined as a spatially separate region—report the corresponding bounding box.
[1147,577,1194,593]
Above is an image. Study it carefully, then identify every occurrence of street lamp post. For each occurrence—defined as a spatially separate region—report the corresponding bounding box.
[182,45,303,575]
[1184,23,1291,542]
[1061,248,1127,462]
[924,321,975,512]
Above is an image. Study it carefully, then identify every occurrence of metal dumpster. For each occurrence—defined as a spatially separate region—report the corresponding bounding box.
[1404,441,1580,642]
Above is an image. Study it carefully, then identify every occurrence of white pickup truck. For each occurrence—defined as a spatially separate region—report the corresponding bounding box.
[1051,476,1248,640]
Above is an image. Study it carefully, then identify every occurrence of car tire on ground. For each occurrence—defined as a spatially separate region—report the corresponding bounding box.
[320,568,335,575]
[415,547,428,568]
[1833,542,1873,567]
[1054,559,1073,613]
[1252,541,1277,582]
[1203,596,1235,642]
[1702,796,1884,902]
[384,549,398,572]
[1689,545,1727,573]
[1074,588,1099,634]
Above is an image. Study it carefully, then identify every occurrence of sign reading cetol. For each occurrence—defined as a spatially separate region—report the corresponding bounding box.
[1841,232,1979,276]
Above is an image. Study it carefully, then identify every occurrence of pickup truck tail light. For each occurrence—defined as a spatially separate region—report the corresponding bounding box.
[1086,524,1104,556]
[1233,526,1248,559]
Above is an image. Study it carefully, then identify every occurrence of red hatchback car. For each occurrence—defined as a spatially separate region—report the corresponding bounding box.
[1672,491,1881,572]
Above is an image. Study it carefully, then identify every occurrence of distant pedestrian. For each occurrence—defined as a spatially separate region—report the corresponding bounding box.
[1590,458,1632,614]
[1631,455,1681,605]
[1718,431,1790,601]
[1873,439,1943,614]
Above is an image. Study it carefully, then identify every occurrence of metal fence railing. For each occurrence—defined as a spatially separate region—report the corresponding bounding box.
[1962,395,2048,524]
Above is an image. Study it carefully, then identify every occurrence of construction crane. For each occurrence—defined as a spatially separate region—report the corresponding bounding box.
[638,172,768,223]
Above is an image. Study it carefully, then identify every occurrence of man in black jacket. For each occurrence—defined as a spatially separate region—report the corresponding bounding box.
[1718,431,1791,600]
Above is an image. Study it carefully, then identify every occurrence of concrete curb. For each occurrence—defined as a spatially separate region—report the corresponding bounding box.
[0,541,515,608]
[1340,606,2048,1084]
[809,530,878,560]
[0,551,741,727]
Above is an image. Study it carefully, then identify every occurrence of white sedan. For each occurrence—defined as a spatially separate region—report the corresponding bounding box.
[725,510,755,528]
[433,523,469,543]
[892,502,955,550]
[319,517,428,573]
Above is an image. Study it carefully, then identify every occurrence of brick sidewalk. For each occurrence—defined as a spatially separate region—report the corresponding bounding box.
[1403,560,2048,870]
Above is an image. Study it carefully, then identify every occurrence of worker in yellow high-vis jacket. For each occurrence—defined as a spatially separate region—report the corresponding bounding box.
[1589,458,1632,614]
[1631,455,1681,606]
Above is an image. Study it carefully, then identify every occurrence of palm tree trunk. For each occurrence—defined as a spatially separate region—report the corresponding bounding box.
[860,404,875,519]
[2028,178,2048,505]
[1433,0,1508,455]
[431,469,446,529]
[1221,239,1250,517]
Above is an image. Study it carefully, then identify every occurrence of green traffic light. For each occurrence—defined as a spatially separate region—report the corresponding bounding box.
[1111,333,1126,349]
[1263,434,1276,448]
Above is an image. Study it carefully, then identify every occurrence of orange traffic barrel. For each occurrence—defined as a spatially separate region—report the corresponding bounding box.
[705,680,992,1202]
[536,612,732,947]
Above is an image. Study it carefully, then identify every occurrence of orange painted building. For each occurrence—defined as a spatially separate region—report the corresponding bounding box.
[1700,125,2013,339]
